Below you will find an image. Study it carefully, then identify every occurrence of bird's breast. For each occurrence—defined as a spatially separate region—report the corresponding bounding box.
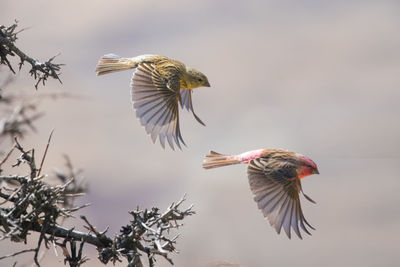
[179,79,191,89]
[297,166,313,179]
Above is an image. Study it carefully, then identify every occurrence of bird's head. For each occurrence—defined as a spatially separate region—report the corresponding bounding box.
[297,155,319,179]
[185,67,210,89]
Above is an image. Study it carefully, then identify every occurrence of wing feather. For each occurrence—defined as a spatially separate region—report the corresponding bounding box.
[180,89,205,126]
[275,194,291,234]
[247,158,314,238]
[131,63,185,149]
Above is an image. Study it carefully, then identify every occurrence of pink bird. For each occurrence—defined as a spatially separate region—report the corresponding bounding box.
[203,148,319,239]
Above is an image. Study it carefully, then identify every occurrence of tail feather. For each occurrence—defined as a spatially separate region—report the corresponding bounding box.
[209,150,223,156]
[203,151,241,169]
[95,54,137,76]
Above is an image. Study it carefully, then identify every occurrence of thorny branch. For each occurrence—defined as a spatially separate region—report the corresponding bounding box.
[0,139,194,267]
[0,21,63,89]
[0,20,195,267]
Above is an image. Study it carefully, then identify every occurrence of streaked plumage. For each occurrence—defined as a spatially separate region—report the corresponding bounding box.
[95,54,210,150]
[203,148,319,239]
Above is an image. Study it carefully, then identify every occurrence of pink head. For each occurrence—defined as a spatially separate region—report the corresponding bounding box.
[297,156,319,179]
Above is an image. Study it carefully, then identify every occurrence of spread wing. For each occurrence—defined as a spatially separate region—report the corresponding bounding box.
[247,158,315,239]
[131,63,185,150]
[180,89,205,126]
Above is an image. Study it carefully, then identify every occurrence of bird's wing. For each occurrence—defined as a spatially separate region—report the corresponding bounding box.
[247,158,314,239]
[180,89,205,126]
[131,63,185,150]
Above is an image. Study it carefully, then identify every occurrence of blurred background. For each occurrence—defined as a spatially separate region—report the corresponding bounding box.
[1,0,400,266]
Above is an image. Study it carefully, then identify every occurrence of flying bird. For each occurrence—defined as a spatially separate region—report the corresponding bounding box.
[95,54,210,150]
[203,148,319,239]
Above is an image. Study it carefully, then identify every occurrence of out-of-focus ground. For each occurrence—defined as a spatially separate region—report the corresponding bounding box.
[1,0,400,266]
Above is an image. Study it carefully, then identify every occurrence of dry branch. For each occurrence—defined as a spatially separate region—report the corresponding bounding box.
[0,139,194,267]
[0,21,63,89]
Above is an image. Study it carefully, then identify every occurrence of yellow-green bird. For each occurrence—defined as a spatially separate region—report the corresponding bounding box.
[95,54,210,150]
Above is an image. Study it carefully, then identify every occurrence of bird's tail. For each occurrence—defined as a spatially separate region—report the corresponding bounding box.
[95,54,137,76]
[202,151,241,169]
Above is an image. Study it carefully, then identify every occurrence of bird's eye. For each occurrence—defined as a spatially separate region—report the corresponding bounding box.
[198,78,202,82]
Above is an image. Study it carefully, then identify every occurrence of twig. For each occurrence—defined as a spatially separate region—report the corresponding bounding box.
[0,146,15,168]
[37,129,54,177]
[0,248,36,260]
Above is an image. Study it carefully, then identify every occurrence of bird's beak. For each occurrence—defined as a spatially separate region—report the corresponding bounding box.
[204,81,210,87]
[313,169,320,175]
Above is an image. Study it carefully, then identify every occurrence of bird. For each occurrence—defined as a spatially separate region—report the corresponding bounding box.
[95,54,210,150]
[202,148,319,239]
